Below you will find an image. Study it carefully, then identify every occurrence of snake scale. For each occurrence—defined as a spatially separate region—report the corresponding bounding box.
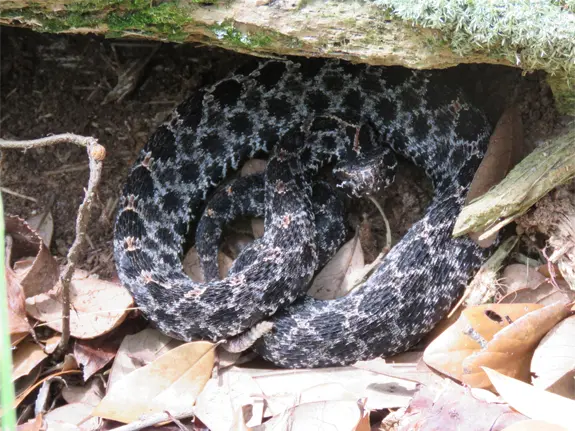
[114,57,493,368]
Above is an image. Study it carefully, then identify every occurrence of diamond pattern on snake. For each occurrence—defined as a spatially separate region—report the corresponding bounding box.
[113,58,493,368]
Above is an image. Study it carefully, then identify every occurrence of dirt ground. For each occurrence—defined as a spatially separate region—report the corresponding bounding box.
[0,26,561,279]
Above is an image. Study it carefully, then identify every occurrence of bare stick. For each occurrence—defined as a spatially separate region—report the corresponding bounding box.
[0,133,106,357]
[109,410,195,431]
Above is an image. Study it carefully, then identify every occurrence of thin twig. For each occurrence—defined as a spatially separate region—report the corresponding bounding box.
[0,187,37,202]
[0,133,96,150]
[110,410,195,431]
[368,196,392,250]
[0,133,106,357]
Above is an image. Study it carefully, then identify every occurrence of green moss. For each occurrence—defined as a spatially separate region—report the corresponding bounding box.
[547,74,575,116]
[368,0,575,77]
[0,1,199,39]
[208,21,301,49]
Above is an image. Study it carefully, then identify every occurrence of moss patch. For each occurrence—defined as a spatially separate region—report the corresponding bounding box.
[0,0,202,41]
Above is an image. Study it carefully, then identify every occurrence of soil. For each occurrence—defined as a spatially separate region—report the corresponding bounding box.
[0,25,562,278]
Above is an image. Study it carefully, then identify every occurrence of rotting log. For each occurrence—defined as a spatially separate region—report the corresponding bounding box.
[453,123,575,240]
[1,0,574,114]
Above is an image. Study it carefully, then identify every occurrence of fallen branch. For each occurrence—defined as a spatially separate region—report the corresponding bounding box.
[453,124,575,238]
[110,409,195,431]
[0,133,106,357]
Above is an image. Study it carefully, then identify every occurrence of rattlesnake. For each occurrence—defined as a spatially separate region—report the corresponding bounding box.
[114,58,493,368]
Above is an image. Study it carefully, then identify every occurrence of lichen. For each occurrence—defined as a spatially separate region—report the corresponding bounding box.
[369,0,575,77]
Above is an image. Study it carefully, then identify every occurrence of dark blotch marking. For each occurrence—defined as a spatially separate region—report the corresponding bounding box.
[454,108,482,142]
[400,87,420,111]
[383,67,409,88]
[235,59,260,77]
[297,58,326,79]
[305,90,330,113]
[116,211,146,239]
[229,112,252,135]
[374,97,396,123]
[161,191,183,212]
[244,90,262,110]
[360,73,383,93]
[255,62,287,91]
[210,79,243,107]
[147,126,178,163]
[125,166,155,200]
[322,73,344,91]
[258,127,280,147]
[412,114,430,141]
[161,252,179,267]
[156,227,176,246]
[176,92,204,131]
[201,132,227,160]
[179,160,200,183]
[310,117,341,132]
[267,96,291,119]
[343,89,362,113]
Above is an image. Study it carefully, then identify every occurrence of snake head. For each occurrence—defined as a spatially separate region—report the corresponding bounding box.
[334,145,397,197]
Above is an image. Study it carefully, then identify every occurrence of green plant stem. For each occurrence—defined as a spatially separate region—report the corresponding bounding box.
[0,194,17,430]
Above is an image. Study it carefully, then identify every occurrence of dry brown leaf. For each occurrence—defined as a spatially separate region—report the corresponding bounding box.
[12,340,48,381]
[354,352,442,388]
[308,235,364,299]
[424,302,572,388]
[5,252,31,343]
[234,364,416,414]
[93,341,215,423]
[6,216,59,297]
[218,250,234,279]
[499,264,575,305]
[502,420,569,431]
[424,303,543,385]
[252,400,367,431]
[26,211,54,248]
[502,264,547,293]
[15,370,82,408]
[483,367,575,430]
[182,246,205,282]
[252,218,264,239]
[465,106,525,247]
[397,379,526,431]
[16,414,44,431]
[62,377,105,407]
[183,247,233,280]
[26,269,133,339]
[73,339,118,381]
[107,328,182,391]
[44,402,100,431]
[240,159,267,176]
[531,315,575,398]
[195,370,265,431]
[462,301,573,388]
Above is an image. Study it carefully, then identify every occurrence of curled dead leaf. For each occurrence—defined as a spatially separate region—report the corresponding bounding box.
[464,106,525,247]
[93,341,215,423]
[26,269,133,339]
[5,215,59,297]
[308,235,364,299]
[531,315,575,398]
[483,367,575,430]
[424,301,572,388]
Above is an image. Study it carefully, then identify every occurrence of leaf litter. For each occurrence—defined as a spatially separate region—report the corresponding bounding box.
[5,35,575,431]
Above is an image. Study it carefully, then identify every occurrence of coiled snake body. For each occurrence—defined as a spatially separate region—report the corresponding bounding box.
[114,58,493,368]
